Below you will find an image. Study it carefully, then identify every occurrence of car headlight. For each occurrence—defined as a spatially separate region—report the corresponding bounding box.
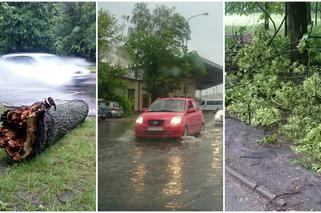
[170,116,182,125]
[136,116,143,124]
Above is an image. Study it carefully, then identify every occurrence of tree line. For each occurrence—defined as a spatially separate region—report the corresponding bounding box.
[0,2,96,61]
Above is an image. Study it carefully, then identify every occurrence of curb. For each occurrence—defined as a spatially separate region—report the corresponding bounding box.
[226,165,286,207]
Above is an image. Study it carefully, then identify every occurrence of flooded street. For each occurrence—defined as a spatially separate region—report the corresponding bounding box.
[98,113,223,211]
[0,73,96,115]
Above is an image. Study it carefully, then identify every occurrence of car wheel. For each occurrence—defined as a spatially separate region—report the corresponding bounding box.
[107,112,112,118]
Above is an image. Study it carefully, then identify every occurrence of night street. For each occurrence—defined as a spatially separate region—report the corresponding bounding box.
[98,113,222,211]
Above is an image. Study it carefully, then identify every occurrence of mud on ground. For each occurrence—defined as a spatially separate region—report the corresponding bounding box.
[225,118,321,211]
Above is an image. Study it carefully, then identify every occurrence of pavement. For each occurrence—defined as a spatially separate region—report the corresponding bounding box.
[98,113,223,211]
[0,73,96,115]
[225,172,268,211]
[225,117,321,211]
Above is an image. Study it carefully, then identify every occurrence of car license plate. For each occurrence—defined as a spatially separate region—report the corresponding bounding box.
[148,127,163,131]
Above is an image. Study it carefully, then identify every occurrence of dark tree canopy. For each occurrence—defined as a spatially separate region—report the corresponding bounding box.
[0,2,96,61]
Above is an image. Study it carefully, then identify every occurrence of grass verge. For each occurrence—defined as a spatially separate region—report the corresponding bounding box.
[0,111,96,211]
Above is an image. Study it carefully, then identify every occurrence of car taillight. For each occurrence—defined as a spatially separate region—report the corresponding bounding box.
[111,108,116,111]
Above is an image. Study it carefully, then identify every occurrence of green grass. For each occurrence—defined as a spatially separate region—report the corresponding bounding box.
[225,13,285,35]
[0,117,96,211]
[225,13,321,36]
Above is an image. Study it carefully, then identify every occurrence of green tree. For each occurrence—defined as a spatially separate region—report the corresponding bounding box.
[0,2,58,53]
[54,2,96,61]
[98,9,133,115]
[127,3,206,100]
[0,2,95,61]
[287,2,308,63]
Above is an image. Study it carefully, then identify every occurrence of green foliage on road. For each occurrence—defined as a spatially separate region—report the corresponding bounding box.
[226,3,321,172]
[0,118,96,211]
[0,2,96,61]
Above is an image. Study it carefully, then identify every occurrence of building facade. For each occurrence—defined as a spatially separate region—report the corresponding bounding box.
[124,76,196,111]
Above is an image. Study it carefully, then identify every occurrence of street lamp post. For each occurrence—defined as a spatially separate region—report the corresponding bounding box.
[185,12,209,47]
[184,12,209,98]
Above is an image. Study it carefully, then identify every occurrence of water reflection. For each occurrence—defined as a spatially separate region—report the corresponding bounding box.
[212,143,221,169]
[98,114,223,211]
[130,147,146,192]
[162,154,183,196]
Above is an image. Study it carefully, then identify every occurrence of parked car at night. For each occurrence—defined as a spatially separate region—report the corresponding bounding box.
[135,98,204,139]
[0,53,90,86]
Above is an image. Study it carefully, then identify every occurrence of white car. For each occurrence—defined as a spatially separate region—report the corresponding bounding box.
[201,99,223,111]
[214,109,224,123]
[0,53,90,87]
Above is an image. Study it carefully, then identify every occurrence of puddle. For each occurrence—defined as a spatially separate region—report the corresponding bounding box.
[117,129,135,142]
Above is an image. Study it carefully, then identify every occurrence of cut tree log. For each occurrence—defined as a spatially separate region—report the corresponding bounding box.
[0,98,88,161]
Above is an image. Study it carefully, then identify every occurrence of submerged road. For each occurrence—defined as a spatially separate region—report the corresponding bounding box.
[0,73,96,115]
[98,113,223,211]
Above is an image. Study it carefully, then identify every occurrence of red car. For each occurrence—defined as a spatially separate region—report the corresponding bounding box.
[135,98,204,139]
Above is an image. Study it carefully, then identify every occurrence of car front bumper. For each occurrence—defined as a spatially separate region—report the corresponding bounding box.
[135,124,184,138]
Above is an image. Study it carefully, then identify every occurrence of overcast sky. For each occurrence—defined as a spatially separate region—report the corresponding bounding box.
[98,2,223,66]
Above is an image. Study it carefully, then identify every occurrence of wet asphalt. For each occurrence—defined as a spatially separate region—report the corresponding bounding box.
[0,73,96,115]
[98,113,223,211]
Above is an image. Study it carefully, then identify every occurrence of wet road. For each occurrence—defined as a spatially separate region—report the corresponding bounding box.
[0,73,96,115]
[98,113,223,211]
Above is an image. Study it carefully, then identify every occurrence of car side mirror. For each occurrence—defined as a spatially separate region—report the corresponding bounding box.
[143,108,147,112]
[187,108,196,113]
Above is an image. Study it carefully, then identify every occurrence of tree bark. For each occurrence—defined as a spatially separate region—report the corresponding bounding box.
[287,2,308,63]
[0,99,88,161]
[307,2,312,25]
[315,2,318,26]
[285,3,288,37]
[264,3,270,30]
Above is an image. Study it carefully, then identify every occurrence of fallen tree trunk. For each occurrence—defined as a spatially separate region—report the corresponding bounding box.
[0,98,88,161]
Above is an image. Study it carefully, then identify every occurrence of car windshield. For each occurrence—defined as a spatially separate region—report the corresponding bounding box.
[99,102,107,108]
[148,99,186,112]
[113,102,120,107]
[4,56,36,65]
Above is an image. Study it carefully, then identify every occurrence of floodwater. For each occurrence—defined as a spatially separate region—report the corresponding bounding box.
[98,113,223,211]
[0,74,96,115]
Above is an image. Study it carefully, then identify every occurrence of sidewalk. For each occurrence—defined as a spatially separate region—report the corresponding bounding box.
[225,118,321,211]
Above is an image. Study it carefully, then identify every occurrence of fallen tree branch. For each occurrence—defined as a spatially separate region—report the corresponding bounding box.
[0,98,88,161]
